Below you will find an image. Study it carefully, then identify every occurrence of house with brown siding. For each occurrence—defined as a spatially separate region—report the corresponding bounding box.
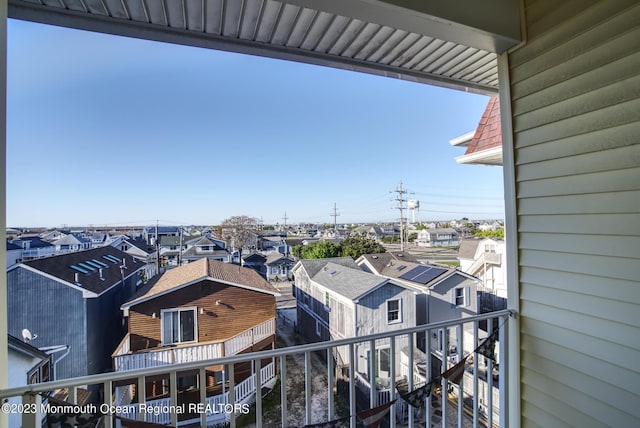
[113,258,280,425]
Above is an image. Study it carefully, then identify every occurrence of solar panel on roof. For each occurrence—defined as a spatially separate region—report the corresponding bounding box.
[78,262,96,272]
[103,255,119,264]
[70,264,89,274]
[399,266,446,284]
[92,259,109,268]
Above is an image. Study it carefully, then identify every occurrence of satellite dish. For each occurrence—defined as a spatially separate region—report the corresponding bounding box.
[22,328,37,343]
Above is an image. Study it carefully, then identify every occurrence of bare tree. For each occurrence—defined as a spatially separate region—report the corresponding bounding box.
[220,215,260,264]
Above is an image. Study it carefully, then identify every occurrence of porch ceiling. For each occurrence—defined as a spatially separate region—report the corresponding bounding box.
[8,0,519,95]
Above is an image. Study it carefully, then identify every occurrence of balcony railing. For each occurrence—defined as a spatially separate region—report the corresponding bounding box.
[1,310,512,428]
[113,318,276,371]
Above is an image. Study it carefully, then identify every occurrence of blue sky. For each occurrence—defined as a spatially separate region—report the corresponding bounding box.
[7,19,504,228]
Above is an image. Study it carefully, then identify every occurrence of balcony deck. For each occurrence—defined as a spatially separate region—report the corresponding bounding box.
[1,310,512,428]
[113,318,276,371]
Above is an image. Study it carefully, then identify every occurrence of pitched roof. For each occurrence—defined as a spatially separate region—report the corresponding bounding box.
[242,253,267,263]
[265,253,294,265]
[458,238,484,259]
[295,257,360,278]
[6,241,21,250]
[357,252,419,274]
[311,262,387,301]
[455,97,503,166]
[123,258,280,308]
[16,237,54,248]
[16,247,143,296]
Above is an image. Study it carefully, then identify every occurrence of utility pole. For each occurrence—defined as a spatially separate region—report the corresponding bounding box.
[330,203,340,233]
[155,220,160,274]
[282,212,288,230]
[392,181,412,251]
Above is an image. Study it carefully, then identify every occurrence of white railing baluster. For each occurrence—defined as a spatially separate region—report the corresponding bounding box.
[199,367,207,428]
[499,314,507,428]
[487,319,494,428]
[304,351,312,425]
[408,333,414,428]
[137,375,146,422]
[280,355,288,428]
[473,321,479,428]
[327,346,334,421]
[104,380,113,428]
[255,359,262,428]
[169,370,177,427]
[389,335,396,428]
[349,343,356,428]
[228,363,236,428]
[457,323,463,428]
[441,327,448,428]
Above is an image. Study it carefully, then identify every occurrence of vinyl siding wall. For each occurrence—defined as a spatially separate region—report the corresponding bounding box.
[509,1,640,425]
[7,268,88,380]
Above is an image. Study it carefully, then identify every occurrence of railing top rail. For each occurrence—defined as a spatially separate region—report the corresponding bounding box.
[0,309,514,399]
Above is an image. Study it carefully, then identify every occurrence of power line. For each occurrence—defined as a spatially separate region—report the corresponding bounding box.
[330,203,340,231]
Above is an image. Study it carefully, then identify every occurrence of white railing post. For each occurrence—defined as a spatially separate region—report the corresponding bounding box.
[349,343,356,428]
[389,335,396,428]
[169,370,178,427]
[199,367,207,428]
[457,323,464,428]
[104,380,113,428]
[255,359,263,428]
[441,328,448,428]
[21,393,41,428]
[327,346,334,421]
[487,319,494,428]
[407,333,414,428]
[280,355,288,428]
[137,375,146,422]
[499,314,507,428]
[368,339,376,408]
[228,363,236,428]
[304,351,312,425]
[473,321,479,427]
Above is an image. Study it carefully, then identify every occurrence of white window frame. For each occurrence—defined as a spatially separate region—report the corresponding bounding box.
[453,287,469,307]
[161,306,198,345]
[386,299,402,324]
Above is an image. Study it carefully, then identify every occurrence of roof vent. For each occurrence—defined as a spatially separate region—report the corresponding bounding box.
[74,272,80,285]
[99,268,104,281]
[122,258,127,269]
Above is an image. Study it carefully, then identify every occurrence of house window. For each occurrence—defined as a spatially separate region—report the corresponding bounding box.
[387,299,401,324]
[454,288,467,306]
[162,307,197,345]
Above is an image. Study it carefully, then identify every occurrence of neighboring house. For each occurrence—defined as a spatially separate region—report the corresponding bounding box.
[450,97,503,166]
[6,241,22,267]
[264,253,295,281]
[458,238,507,299]
[39,230,67,242]
[89,232,110,248]
[181,235,230,264]
[356,253,481,362]
[7,247,144,381]
[158,234,195,266]
[256,233,288,253]
[241,252,267,277]
[51,233,92,252]
[415,228,460,247]
[144,226,181,246]
[10,237,56,260]
[351,225,385,241]
[7,334,52,428]
[292,258,418,404]
[114,258,280,425]
[109,235,158,280]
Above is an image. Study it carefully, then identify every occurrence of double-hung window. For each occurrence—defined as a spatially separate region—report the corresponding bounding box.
[162,307,197,345]
[387,299,402,324]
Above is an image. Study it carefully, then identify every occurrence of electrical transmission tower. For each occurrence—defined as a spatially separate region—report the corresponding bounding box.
[392,181,413,251]
[330,203,340,233]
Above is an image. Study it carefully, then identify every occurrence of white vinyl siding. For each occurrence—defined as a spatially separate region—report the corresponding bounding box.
[509,1,640,426]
